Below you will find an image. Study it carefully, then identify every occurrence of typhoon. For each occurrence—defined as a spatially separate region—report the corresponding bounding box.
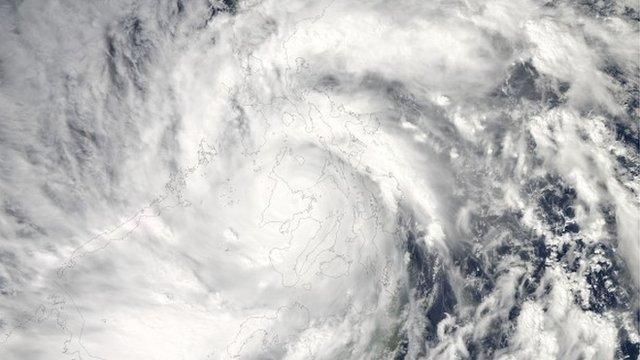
[0,0,638,359]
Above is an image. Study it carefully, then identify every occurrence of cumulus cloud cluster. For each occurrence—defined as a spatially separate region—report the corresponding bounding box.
[0,0,638,359]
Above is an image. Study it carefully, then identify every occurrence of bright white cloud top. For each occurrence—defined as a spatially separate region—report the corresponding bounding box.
[0,0,638,359]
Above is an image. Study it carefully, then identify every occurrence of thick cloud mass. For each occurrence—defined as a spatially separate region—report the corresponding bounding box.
[0,0,638,359]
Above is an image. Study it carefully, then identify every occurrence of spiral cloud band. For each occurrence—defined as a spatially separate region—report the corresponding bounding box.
[0,0,638,359]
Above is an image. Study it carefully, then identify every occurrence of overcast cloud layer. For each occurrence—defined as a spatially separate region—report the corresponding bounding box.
[0,0,639,359]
